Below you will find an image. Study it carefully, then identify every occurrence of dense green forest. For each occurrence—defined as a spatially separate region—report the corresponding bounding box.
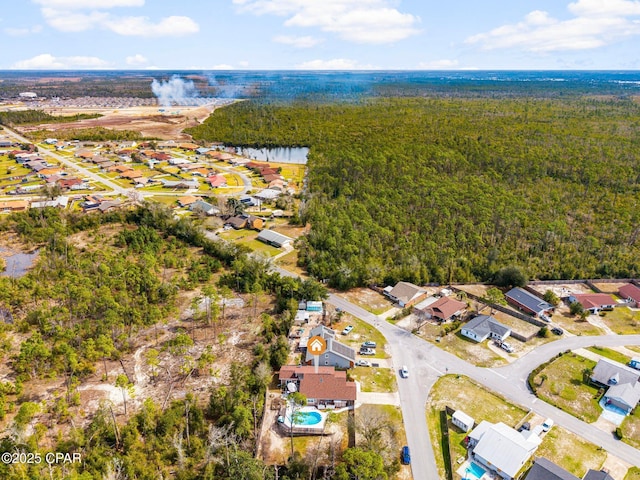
[27,126,153,142]
[0,205,347,479]
[189,98,640,288]
[0,110,101,126]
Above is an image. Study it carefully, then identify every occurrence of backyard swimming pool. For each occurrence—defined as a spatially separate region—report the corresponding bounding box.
[294,411,323,426]
[464,462,486,480]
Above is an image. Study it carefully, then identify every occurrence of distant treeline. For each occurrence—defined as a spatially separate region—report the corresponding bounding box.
[190,97,640,288]
[28,126,155,142]
[0,109,100,126]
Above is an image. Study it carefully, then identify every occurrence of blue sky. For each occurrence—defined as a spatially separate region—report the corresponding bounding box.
[2,0,640,70]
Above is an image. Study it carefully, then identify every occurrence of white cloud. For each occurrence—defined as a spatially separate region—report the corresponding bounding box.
[568,0,640,17]
[234,0,420,44]
[11,53,110,69]
[105,15,199,36]
[467,0,640,52]
[41,8,108,32]
[35,0,199,37]
[33,0,144,8]
[297,58,377,70]
[238,60,250,67]
[273,34,322,48]
[126,54,148,66]
[418,59,459,69]
[4,25,42,36]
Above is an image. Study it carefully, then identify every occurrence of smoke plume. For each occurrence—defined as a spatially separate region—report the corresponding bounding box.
[151,75,199,106]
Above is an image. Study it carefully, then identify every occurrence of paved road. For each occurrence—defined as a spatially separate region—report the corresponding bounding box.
[327,293,640,478]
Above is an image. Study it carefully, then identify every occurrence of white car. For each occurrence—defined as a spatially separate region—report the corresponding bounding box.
[500,342,514,353]
[400,366,409,378]
[542,418,554,432]
[355,360,371,367]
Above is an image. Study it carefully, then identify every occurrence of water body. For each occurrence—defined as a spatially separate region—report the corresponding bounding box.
[235,146,309,164]
[0,248,39,278]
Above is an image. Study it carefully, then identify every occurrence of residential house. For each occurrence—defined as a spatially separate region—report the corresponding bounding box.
[133,177,150,188]
[160,179,199,189]
[415,296,467,322]
[190,168,210,177]
[254,188,282,201]
[189,200,219,216]
[207,174,227,188]
[120,170,143,180]
[226,216,248,229]
[591,358,640,414]
[31,196,69,209]
[568,293,617,314]
[278,365,356,408]
[157,140,176,149]
[168,158,191,166]
[76,150,94,160]
[263,173,283,183]
[246,161,268,170]
[177,195,198,207]
[619,284,640,308]
[582,470,615,480]
[461,315,511,343]
[257,229,292,248]
[468,421,541,480]
[304,325,356,369]
[524,457,580,480]
[0,200,29,212]
[452,410,474,432]
[505,288,554,317]
[179,142,200,151]
[383,282,428,307]
[246,215,264,230]
[57,178,84,190]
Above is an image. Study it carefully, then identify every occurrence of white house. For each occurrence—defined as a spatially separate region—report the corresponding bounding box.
[452,410,474,432]
[460,315,511,343]
[468,421,541,480]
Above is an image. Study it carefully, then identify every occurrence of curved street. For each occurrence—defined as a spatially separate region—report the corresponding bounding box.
[327,293,640,479]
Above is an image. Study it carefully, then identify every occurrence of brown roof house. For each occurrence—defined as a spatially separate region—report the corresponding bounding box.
[619,284,640,308]
[278,365,356,408]
[383,282,428,307]
[415,296,467,322]
[177,195,198,207]
[568,293,617,314]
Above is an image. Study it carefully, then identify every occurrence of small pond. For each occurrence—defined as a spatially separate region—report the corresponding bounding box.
[234,146,309,164]
[0,247,39,278]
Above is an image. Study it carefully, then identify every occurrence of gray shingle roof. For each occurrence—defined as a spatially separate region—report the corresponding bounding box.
[591,359,640,387]
[506,288,553,315]
[257,229,292,247]
[464,315,510,338]
[605,382,640,410]
[525,458,580,480]
[583,470,615,480]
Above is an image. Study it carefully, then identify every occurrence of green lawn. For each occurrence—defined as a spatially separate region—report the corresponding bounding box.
[417,323,506,367]
[532,353,601,423]
[586,346,631,365]
[619,402,640,450]
[625,467,640,480]
[535,427,607,478]
[334,316,388,359]
[349,367,396,393]
[426,375,528,478]
[600,307,640,335]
